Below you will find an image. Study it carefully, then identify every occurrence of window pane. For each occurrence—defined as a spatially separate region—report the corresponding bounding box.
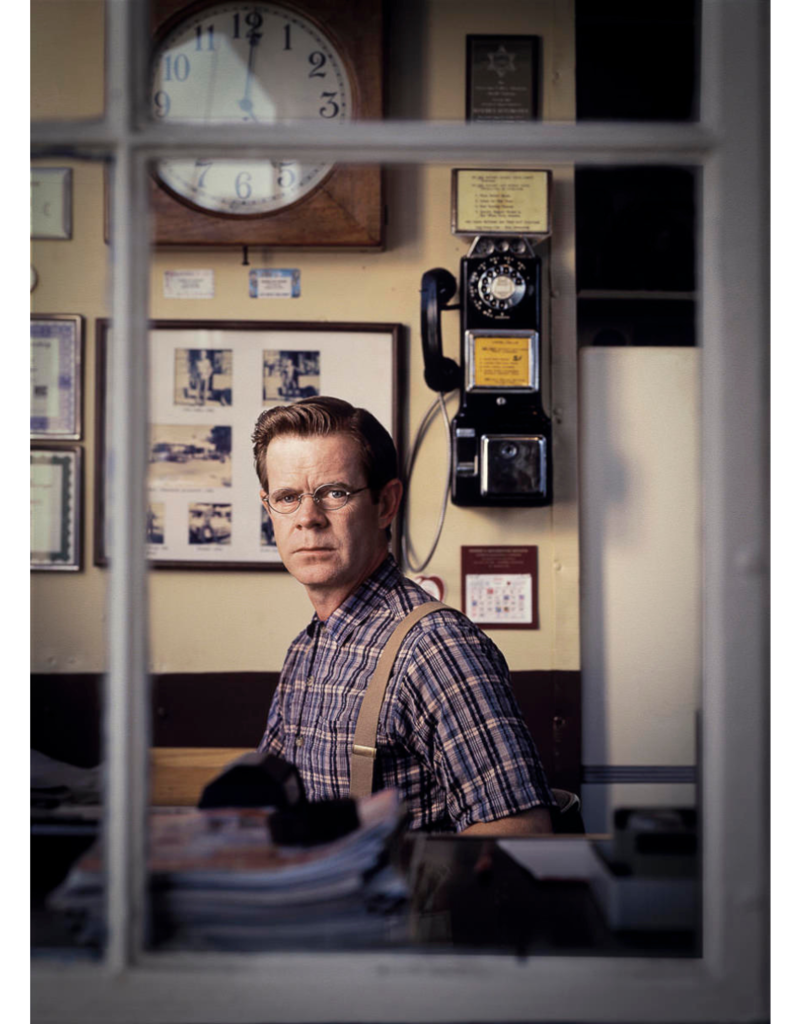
[31,154,111,959]
[31,0,715,977]
[576,0,700,121]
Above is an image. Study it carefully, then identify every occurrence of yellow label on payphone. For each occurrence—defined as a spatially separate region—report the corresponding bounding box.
[473,336,531,388]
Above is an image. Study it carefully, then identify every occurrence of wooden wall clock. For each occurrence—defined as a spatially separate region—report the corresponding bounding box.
[148,0,383,248]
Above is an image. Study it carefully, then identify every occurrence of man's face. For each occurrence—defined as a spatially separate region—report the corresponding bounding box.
[262,433,399,602]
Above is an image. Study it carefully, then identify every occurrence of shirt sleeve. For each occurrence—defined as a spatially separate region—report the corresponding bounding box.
[391,618,557,831]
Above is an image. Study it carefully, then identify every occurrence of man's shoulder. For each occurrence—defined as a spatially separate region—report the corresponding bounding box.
[367,562,478,632]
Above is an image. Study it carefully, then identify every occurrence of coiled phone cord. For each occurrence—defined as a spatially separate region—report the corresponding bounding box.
[401,390,456,574]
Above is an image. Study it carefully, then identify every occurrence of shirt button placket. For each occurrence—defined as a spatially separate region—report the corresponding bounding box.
[296,673,313,749]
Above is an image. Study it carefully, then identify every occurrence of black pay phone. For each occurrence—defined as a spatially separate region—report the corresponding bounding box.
[421,234,552,507]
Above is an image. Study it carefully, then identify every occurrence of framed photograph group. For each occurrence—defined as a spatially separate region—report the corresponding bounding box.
[95,320,400,569]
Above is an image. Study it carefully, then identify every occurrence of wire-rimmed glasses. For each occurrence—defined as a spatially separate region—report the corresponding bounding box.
[263,483,370,514]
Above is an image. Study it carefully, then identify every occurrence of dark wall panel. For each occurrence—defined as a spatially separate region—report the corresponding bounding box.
[31,670,581,794]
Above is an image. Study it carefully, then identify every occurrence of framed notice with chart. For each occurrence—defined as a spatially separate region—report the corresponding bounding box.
[461,545,539,629]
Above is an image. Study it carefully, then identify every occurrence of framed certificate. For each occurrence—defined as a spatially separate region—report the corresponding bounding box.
[31,447,82,571]
[94,320,400,569]
[30,315,84,439]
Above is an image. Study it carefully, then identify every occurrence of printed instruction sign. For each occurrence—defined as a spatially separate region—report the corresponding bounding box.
[453,169,550,236]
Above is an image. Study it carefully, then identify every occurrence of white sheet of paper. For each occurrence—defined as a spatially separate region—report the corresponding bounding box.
[497,838,604,880]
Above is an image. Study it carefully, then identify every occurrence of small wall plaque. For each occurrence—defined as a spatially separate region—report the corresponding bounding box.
[466,35,540,122]
[31,168,73,240]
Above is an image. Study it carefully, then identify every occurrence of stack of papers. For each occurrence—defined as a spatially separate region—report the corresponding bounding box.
[31,750,101,809]
[49,789,409,951]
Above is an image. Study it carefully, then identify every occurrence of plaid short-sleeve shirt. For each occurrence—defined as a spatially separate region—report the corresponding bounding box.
[259,556,555,832]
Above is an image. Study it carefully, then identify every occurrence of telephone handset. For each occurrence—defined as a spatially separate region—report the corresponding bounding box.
[420,235,552,507]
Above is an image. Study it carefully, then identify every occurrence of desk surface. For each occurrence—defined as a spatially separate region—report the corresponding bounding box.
[31,823,698,959]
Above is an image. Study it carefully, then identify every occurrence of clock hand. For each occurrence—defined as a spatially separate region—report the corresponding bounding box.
[239,30,261,117]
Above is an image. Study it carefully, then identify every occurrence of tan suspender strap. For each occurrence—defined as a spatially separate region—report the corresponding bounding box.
[349,601,449,799]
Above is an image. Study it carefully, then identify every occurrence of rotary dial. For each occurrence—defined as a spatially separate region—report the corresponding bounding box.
[468,256,531,317]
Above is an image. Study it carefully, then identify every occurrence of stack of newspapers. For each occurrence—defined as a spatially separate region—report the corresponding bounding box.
[49,789,409,951]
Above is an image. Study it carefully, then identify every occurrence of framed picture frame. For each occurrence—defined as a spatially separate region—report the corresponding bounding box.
[31,447,82,571]
[30,315,84,440]
[466,35,540,122]
[94,320,401,569]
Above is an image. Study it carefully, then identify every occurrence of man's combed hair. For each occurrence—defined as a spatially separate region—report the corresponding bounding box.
[252,396,398,497]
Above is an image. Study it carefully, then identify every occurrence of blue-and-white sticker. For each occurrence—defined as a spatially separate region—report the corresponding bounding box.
[249,269,301,298]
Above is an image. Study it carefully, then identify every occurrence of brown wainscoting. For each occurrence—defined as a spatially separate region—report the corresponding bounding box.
[511,670,582,795]
[31,670,581,793]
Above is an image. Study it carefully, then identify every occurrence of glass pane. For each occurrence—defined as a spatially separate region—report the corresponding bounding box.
[575,0,700,121]
[136,156,700,957]
[147,0,575,126]
[30,154,111,959]
[146,0,701,125]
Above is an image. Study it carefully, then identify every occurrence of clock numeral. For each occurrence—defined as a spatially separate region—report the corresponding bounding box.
[235,171,252,200]
[195,24,215,51]
[233,11,263,41]
[163,54,191,82]
[195,160,212,189]
[284,24,291,50]
[319,92,339,118]
[153,91,171,117]
[308,51,326,77]
[277,166,296,188]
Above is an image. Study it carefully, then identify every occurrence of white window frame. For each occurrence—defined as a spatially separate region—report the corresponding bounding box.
[30,1,768,1020]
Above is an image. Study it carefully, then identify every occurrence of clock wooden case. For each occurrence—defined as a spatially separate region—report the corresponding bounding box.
[148,0,384,248]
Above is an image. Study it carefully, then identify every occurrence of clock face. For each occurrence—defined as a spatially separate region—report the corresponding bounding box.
[150,1,354,216]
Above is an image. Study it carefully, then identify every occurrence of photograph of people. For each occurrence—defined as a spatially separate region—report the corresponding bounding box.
[260,506,277,549]
[174,348,233,408]
[262,350,320,404]
[188,503,232,545]
[146,502,165,544]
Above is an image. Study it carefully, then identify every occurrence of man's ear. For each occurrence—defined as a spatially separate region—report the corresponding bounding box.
[377,478,403,530]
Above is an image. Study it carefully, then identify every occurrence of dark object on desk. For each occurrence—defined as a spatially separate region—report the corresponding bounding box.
[550,787,585,834]
[269,798,360,847]
[197,751,305,810]
[197,751,361,846]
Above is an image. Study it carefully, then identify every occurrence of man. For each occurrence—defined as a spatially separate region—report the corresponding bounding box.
[252,396,555,834]
[195,350,213,406]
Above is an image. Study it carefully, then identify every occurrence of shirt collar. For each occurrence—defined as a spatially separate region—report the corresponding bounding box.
[305,554,400,644]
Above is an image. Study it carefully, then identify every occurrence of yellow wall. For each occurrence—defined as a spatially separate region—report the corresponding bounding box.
[31,0,579,676]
